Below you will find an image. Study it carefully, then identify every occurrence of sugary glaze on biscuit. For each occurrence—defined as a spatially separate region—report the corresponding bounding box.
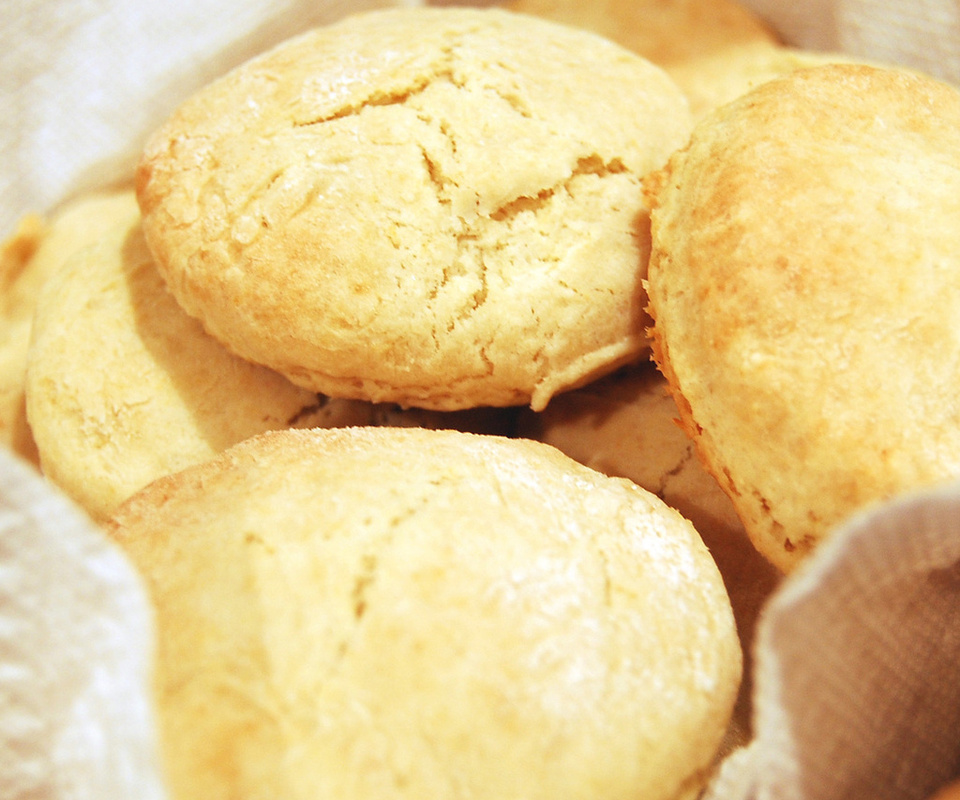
[645,64,960,572]
[136,7,693,411]
[107,426,742,800]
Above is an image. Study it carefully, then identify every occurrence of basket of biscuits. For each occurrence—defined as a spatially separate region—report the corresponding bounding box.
[2,1,960,799]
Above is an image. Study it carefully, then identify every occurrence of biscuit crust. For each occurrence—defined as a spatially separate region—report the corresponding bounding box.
[0,192,137,464]
[24,193,319,520]
[136,7,692,411]
[107,426,742,800]
[646,64,960,571]
[517,362,783,752]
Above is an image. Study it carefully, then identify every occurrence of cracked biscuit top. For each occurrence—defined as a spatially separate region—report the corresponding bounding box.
[135,6,692,411]
[106,426,741,800]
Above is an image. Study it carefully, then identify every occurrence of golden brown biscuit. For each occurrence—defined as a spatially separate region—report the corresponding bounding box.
[0,214,46,327]
[107,426,742,800]
[501,0,778,68]
[929,778,960,800]
[666,43,870,120]
[0,215,45,465]
[496,0,869,124]
[645,64,960,572]
[24,192,321,521]
[23,192,518,520]
[0,191,136,464]
[517,361,782,752]
[136,6,693,411]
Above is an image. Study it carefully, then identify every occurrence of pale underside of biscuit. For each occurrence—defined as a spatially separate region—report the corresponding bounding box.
[136,6,693,412]
[645,63,960,572]
[106,426,742,800]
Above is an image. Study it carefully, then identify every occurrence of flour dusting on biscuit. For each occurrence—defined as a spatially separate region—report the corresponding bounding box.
[107,426,741,800]
[136,7,692,411]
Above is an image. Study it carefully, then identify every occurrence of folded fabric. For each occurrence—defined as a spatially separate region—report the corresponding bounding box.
[706,481,960,800]
[0,448,166,800]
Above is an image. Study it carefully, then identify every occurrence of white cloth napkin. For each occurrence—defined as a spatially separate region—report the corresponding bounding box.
[705,483,960,800]
[0,0,417,238]
[0,448,166,800]
[2,1,960,798]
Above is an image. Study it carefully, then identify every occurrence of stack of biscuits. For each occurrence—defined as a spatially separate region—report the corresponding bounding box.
[4,1,960,798]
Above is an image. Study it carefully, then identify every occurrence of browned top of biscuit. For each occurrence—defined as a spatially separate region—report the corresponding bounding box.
[646,63,960,571]
[136,6,692,411]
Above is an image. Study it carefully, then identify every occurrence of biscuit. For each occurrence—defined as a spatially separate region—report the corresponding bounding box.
[106,426,742,800]
[517,361,782,751]
[0,215,45,465]
[24,192,321,521]
[136,6,693,411]
[645,64,960,572]
[666,43,868,120]
[930,779,960,800]
[502,0,778,68]
[518,363,746,540]
[0,190,136,464]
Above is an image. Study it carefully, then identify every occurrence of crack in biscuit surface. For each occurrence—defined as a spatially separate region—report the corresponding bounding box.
[138,7,693,410]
